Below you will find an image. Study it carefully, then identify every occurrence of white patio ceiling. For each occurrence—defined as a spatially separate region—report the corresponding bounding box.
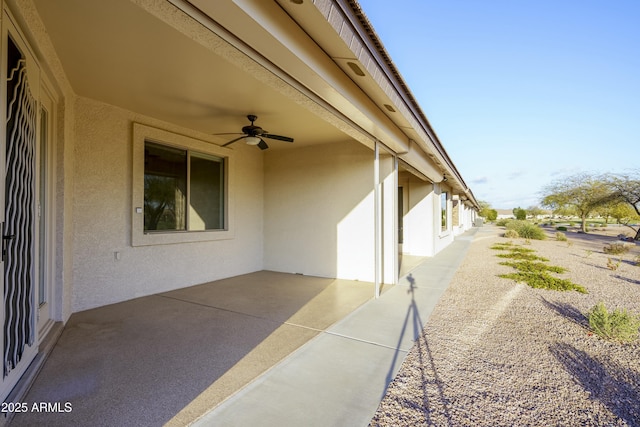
[33,0,354,150]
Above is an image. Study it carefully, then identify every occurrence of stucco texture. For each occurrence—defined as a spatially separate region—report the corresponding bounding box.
[71,97,264,311]
[263,140,375,281]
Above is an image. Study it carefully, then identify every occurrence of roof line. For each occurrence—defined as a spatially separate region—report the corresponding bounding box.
[340,0,472,193]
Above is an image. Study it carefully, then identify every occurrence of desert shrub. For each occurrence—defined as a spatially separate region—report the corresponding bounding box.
[556,226,567,231]
[499,260,567,274]
[555,232,567,241]
[496,218,510,227]
[588,302,640,343]
[492,243,585,293]
[603,242,630,255]
[499,271,587,294]
[491,242,513,250]
[606,258,621,271]
[507,247,536,254]
[506,220,547,240]
[495,251,548,262]
[504,229,519,238]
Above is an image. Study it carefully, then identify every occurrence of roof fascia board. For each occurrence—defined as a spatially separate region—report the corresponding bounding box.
[333,0,472,192]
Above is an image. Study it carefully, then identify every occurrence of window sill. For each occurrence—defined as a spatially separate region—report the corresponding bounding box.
[133,228,235,247]
[438,230,451,239]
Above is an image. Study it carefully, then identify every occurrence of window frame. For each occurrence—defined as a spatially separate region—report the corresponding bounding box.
[440,190,449,233]
[452,198,460,227]
[132,123,234,246]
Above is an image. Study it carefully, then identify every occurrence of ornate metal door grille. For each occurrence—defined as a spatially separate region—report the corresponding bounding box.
[3,37,36,377]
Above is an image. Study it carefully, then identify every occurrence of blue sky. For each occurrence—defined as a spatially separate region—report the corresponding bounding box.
[358,1,640,209]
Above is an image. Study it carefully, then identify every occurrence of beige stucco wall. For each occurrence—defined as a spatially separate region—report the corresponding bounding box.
[263,140,375,281]
[71,97,264,312]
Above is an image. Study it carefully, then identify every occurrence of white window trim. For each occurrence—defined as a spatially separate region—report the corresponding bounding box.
[131,123,235,246]
[439,187,451,237]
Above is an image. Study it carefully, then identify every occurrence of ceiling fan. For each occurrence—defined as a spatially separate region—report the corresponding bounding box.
[219,115,294,150]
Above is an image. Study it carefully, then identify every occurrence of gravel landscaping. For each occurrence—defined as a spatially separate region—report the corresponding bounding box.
[371,224,640,427]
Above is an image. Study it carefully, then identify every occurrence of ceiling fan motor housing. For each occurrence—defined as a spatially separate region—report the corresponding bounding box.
[242,125,264,136]
[222,114,293,150]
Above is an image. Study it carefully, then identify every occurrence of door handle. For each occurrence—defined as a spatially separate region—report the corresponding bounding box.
[2,234,15,262]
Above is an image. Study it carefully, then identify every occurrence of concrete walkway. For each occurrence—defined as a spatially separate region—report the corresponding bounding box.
[195,228,480,426]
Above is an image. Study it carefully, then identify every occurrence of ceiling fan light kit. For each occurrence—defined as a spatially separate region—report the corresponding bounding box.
[220,115,294,150]
[244,136,261,145]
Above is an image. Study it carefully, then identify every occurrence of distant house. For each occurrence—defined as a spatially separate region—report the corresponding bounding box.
[494,209,551,221]
[496,209,514,219]
[0,0,478,400]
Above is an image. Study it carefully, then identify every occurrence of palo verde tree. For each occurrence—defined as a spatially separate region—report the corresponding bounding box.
[540,172,611,233]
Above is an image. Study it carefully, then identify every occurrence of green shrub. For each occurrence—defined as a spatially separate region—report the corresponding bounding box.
[506,220,547,240]
[588,302,640,343]
[556,226,567,231]
[490,242,513,250]
[495,251,549,262]
[507,247,535,253]
[496,218,510,227]
[555,232,567,241]
[504,229,519,238]
[499,271,587,293]
[499,260,567,274]
[603,242,630,255]
[606,258,621,271]
[492,242,585,293]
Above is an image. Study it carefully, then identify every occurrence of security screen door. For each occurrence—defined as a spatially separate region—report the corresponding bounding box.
[1,18,40,402]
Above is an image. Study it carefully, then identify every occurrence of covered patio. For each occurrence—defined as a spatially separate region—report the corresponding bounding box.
[9,228,477,426]
[0,0,479,413]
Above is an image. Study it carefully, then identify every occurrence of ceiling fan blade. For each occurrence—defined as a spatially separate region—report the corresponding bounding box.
[222,136,246,147]
[262,133,294,143]
[257,139,269,150]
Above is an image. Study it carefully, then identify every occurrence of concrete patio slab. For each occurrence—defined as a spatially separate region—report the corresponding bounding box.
[9,229,479,427]
[197,333,404,427]
[193,228,479,427]
[9,272,374,427]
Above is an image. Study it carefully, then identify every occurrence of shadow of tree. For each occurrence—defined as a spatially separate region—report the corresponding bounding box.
[549,342,640,426]
[540,297,589,329]
[614,274,640,286]
[581,262,614,272]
